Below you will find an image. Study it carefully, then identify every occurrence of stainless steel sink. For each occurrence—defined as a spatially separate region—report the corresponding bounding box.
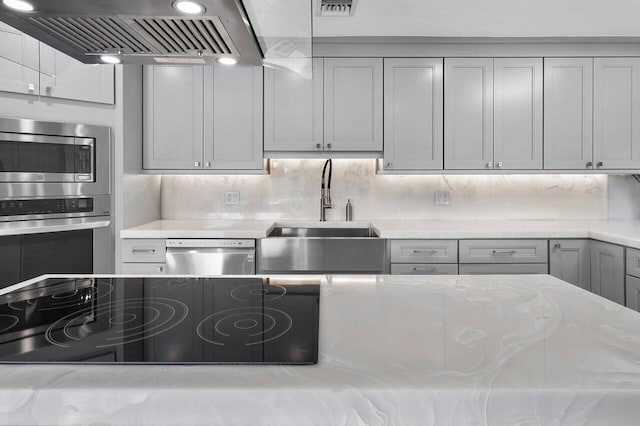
[259,227,386,274]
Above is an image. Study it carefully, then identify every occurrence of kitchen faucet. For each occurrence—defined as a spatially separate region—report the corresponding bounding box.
[320,159,332,221]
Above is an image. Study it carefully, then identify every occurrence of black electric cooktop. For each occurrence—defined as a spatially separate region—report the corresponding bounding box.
[0,277,320,365]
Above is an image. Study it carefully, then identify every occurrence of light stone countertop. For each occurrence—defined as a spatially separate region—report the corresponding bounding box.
[120,219,640,249]
[1,273,640,425]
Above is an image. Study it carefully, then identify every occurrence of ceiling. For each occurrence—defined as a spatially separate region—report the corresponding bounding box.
[312,0,640,37]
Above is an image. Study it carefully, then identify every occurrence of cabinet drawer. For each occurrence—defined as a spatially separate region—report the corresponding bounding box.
[626,275,640,312]
[390,240,457,263]
[627,248,640,278]
[122,263,166,275]
[121,239,166,263]
[459,239,547,264]
[391,263,458,275]
[459,263,548,274]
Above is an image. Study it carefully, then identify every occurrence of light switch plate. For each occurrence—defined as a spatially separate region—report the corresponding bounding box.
[434,191,450,206]
[225,191,240,205]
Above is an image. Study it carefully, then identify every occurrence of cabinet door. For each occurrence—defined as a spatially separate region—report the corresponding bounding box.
[204,66,263,170]
[594,58,640,170]
[544,58,593,170]
[626,275,640,312]
[264,58,323,152]
[0,235,21,289]
[384,58,443,170]
[143,65,204,170]
[39,43,114,104]
[324,58,383,151]
[493,58,543,170]
[590,240,625,305]
[549,239,591,291]
[0,22,39,95]
[444,58,494,170]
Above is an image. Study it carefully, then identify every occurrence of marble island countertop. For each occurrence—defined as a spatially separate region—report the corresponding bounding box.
[2,274,640,425]
[121,218,640,249]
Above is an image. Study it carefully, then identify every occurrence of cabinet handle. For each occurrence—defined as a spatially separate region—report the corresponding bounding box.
[316,143,321,150]
[132,248,155,254]
[45,86,52,94]
[486,162,493,169]
[412,249,437,255]
[491,249,517,256]
[205,162,211,168]
[327,143,332,150]
[195,161,200,167]
[586,161,593,169]
[496,162,503,169]
[386,162,392,168]
[28,83,36,92]
[596,162,603,168]
[158,266,164,272]
[553,243,561,249]
[413,267,437,273]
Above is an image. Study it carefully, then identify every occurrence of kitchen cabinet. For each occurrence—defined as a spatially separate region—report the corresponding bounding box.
[383,58,444,171]
[459,263,548,274]
[21,230,93,282]
[121,239,166,275]
[143,65,263,171]
[590,240,625,305]
[0,22,114,104]
[549,239,591,291]
[459,239,548,264]
[544,58,594,170]
[264,59,323,152]
[444,58,494,170]
[39,43,115,104]
[493,58,543,170]
[323,58,383,152]
[0,235,21,289]
[626,275,640,312]
[593,58,640,170]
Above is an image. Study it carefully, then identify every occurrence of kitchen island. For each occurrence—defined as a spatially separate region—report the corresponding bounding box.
[1,274,640,425]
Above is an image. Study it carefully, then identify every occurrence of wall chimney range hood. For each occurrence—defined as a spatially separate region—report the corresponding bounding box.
[0,0,264,65]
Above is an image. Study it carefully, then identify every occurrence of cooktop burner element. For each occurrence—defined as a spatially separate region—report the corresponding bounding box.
[0,277,320,365]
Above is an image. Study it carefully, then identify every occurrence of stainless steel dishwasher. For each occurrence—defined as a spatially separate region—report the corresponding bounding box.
[165,239,256,275]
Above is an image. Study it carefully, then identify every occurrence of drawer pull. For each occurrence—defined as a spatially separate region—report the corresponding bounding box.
[413,267,437,273]
[491,249,517,256]
[553,243,561,249]
[132,248,156,254]
[412,249,437,255]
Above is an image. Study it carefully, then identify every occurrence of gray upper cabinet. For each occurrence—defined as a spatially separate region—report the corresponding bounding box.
[594,58,640,170]
[590,240,625,305]
[264,58,323,152]
[493,58,543,170]
[144,65,204,170]
[544,58,593,170]
[383,58,443,171]
[444,58,493,170]
[549,239,591,291]
[0,22,40,95]
[204,66,263,170]
[324,58,383,152]
[39,43,114,104]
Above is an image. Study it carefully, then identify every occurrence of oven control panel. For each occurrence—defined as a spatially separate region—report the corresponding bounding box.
[0,197,94,217]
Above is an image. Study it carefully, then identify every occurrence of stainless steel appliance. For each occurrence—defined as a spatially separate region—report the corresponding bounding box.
[259,227,387,274]
[0,0,263,66]
[0,117,112,289]
[166,239,256,275]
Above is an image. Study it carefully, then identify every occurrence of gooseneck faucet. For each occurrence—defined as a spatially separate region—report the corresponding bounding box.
[320,159,332,221]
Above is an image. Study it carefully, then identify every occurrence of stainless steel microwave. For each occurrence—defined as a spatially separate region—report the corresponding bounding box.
[0,132,94,183]
[0,117,110,197]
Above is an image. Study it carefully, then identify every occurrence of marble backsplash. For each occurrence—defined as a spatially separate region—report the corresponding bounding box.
[160,160,608,221]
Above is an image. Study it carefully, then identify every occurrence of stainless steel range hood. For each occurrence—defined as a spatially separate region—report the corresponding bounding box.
[0,0,264,65]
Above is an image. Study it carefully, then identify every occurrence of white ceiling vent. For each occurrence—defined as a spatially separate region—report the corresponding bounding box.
[318,0,358,17]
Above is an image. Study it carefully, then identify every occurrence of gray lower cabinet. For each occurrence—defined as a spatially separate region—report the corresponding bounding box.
[593,58,640,170]
[383,58,444,171]
[459,263,548,274]
[263,58,323,152]
[121,238,166,275]
[459,239,548,264]
[391,264,458,275]
[590,240,625,305]
[626,275,640,312]
[543,58,593,170]
[549,239,591,291]
[143,65,263,171]
[323,57,383,152]
[390,239,457,275]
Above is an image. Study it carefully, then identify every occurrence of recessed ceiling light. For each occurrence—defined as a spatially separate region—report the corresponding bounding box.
[217,57,238,66]
[2,0,35,12]
[172,0,205,15]
[100,55,121,64]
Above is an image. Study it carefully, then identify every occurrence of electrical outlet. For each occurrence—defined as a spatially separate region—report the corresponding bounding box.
[434,191,450,206]
[225,191,240,205]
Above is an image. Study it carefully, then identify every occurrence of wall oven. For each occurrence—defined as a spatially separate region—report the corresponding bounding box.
[0,117,112,290]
